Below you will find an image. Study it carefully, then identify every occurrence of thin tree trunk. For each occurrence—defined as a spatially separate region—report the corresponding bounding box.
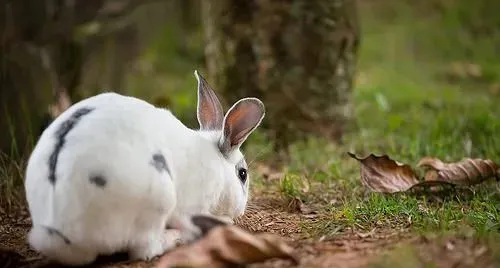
[202,0,360,154]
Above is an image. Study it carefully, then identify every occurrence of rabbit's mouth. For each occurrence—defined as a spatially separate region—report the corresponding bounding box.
[210,205,239,222]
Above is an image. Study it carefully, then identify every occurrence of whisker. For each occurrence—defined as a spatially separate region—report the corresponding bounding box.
[247,143,273,168]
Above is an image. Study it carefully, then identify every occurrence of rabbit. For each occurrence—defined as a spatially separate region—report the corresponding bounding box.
[24,70,265,266]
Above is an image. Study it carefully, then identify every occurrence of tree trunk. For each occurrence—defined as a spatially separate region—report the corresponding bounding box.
[202,0,360,154]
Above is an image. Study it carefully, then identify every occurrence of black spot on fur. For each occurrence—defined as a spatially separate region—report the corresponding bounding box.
[90,175,107,187]
[191,215,228,236]
[46,227,71,245]
[48,107,94,184]
[151,153,169,174]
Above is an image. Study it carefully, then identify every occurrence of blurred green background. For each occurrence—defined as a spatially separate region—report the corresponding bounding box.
[1,0,500,195]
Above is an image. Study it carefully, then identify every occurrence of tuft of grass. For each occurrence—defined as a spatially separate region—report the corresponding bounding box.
[0,152,26,211]
[279,172,310,201]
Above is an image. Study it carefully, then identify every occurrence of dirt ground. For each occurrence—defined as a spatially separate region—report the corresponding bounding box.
[0,191,495,268]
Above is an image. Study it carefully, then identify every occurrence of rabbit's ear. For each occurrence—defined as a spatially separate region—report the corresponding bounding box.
[49,89,72,118]
[219,98,265,155]
[195,70,224,130]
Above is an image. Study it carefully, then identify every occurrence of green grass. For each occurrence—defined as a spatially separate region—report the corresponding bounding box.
[328,189,498,233]
[0,152,26,209]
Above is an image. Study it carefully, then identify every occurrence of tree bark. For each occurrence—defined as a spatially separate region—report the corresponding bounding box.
[202,0,360,153]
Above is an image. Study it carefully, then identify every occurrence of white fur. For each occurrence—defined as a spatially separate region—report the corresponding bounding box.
[25,85,262,265]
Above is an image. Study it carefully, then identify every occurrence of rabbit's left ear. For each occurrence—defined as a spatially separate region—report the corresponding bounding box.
[195,70,224,130]
[49,90,72,118]
[219,98,265,155]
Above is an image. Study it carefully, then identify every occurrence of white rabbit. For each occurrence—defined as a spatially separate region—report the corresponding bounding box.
[24,70,265,266]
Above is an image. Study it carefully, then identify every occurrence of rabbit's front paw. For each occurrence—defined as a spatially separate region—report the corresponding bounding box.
[161,229,183,248]
[130,230,180,261]
[167,214,203,244]
[179,228,202,244]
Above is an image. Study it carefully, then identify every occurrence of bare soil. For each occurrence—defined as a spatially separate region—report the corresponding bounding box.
[0,191,496,268]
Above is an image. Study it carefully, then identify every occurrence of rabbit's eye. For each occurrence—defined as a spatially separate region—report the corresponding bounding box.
[237,168,247,183]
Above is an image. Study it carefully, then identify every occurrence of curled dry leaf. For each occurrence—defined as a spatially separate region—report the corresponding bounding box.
[349,152,500,193]
[417,157,499,185]
[286,197,316,215]
[156,225,298,268]
[347,152,419,193]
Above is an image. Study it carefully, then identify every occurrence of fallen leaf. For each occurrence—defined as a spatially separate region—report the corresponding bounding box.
[287,197,316,215]
[156,225,298,268]
[349,152,500,194]
[417,157,499,185]
[347,152,419,193]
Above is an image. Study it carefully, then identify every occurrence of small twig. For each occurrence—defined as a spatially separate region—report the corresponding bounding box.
[408,180,457,191]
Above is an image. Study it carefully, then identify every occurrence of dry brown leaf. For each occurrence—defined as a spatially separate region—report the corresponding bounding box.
[156,225,298,268]
[417,157,499,185]
[347,152,419,193]
[349,152,500,193]
[286,197,316,215]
